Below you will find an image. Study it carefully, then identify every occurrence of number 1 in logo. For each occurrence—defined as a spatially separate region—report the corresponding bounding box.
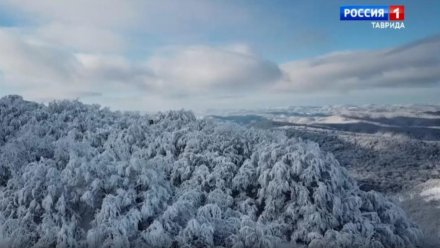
[390,6,404,21]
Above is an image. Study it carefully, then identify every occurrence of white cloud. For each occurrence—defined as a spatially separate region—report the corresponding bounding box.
[0,27,281,101]
[75,54,154,87]
[0,29,78,85]
[36,23,124,53]
[0,29,149,100]
[147,45,282,94]
[0,0,440,112]
[278,35,440,92]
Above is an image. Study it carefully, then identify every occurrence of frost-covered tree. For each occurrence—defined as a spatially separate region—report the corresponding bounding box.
[0,96,421,247]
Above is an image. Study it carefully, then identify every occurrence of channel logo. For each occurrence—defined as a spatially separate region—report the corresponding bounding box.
[340,5,404,21]
[389,5,405,21]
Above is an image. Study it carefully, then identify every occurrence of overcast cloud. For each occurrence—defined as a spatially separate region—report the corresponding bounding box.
[278,35,440,92]
[147,45,282,95]
[0,1,439,110]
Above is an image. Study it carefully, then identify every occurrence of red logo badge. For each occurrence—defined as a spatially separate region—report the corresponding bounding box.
[389,5,404,21]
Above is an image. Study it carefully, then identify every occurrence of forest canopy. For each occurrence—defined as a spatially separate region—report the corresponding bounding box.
[0,96,420,248]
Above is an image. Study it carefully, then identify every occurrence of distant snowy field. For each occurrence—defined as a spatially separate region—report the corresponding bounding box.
[209,105,440,247]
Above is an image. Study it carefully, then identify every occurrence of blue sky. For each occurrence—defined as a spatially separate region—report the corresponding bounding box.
[0,0,439,111]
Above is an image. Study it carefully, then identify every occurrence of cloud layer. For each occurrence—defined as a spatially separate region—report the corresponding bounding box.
[0,29,282,101]
[1,25,439,105]
[148,45,282,95]
[278,35,440,92]
[0,0,439,110]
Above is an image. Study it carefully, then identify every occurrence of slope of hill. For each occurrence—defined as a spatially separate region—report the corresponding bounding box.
[209,105,440,247]
[208,105,440,192]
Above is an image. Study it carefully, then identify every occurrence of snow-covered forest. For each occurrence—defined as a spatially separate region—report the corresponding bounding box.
[0,96,422,247]
[210,105,440,247]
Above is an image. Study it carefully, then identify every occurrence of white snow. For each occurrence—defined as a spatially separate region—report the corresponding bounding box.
[420,184,440,202]
[398,180,440,248]
[0,95,422,248]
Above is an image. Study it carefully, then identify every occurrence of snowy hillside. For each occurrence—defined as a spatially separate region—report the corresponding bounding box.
[208,105,440,192]
[0,96,420,247]
[209,105,440,247]
[398,179,440,248]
